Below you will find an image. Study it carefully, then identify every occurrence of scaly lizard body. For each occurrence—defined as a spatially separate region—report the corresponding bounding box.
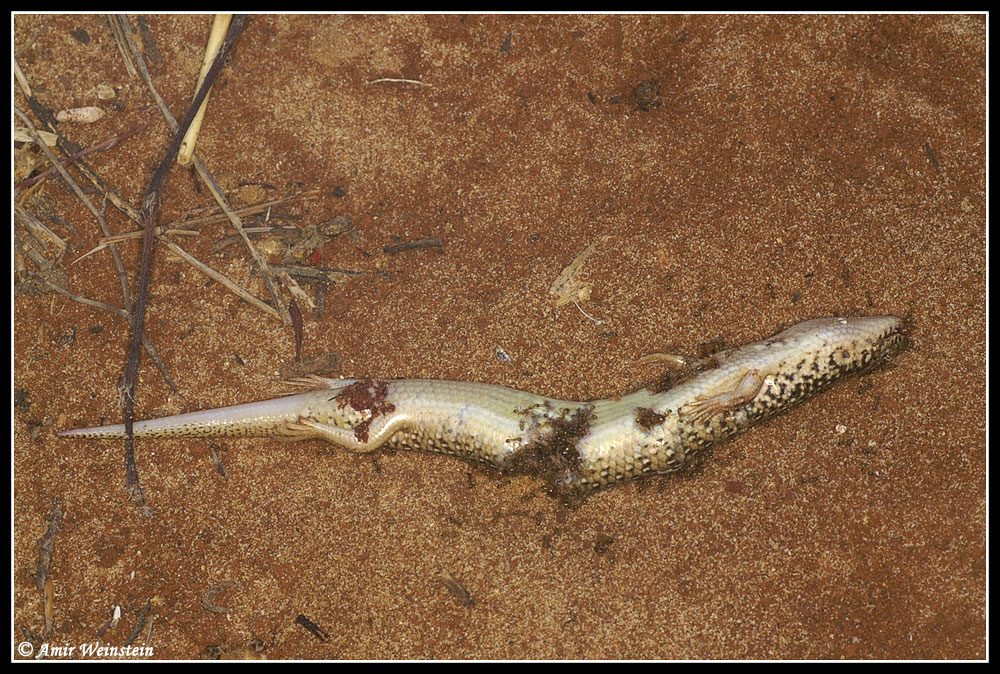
[59,316,905,495]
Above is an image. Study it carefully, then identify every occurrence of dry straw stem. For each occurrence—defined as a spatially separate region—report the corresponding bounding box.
[77,190,318,261]
[12,55,32,97]
[96,190,319,244]
[177,14,233,166]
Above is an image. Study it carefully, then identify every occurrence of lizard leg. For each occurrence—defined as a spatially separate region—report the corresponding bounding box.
[284,411,410,454]
[679,369,766,424]
[636,352,697,370]
[271,376,357,397]
[280,420,377,453]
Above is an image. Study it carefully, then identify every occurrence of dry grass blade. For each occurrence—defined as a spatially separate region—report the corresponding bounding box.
[73,227,199,265]
[13,55,32,97]
[168,190,319,229]
[276,269,316,310]
[14,126,57,145]
[188,157,291,323]
[106,14,139,79]
[163,239,284,321]
[13,106,134,308]
[366,77,433,87]
[93,191,319,247]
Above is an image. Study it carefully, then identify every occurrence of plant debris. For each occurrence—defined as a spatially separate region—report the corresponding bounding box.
[549,235,610,310]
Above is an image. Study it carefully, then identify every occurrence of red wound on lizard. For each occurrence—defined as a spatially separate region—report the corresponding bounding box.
[335,379,396,443]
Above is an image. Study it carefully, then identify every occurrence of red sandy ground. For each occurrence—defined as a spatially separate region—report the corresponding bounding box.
[13,14,985,659]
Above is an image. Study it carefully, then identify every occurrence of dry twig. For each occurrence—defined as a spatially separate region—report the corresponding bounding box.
[120,15,249,514]
[119,14,289,325]
[35,498,63,591]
